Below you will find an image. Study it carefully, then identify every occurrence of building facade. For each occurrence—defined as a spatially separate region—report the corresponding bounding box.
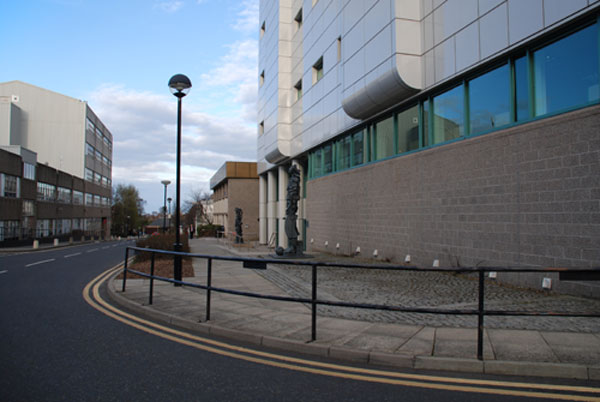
[210,162,259,241]
[257,1,600,295]
[0,81,113,244]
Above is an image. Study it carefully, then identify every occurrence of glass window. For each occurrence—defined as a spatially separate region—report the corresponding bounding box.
[533,23,599,116]
[95,127,103,141]
[37,182,55,202]
[22,200,35,216]
[294,80,302,101]
[336,135,351,171]
[57,187,71,204]
[422,100,430,147]
[85,193,93,206]
[86,143,95,157]
[73,191,83,205]
[95,149,102,160]
[433,85,464,144]
[94,172,102,184]
[86,118,95,132]
[23,163,35,180]
[3,175,19,198]
[375,116,394,160]
[515,56,530,122]
[85,168,94,182]
[469,64,510,134]
[397,105,420,153]
[94,195,101,206]
[312,149,322,177]
[313,57,323,84]
[352,131,364,166]
[322,144,332,174]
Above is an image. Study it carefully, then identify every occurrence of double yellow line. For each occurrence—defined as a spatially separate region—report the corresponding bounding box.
[84,267,600,401]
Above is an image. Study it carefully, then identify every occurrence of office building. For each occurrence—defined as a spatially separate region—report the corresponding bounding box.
[257,1,600,295]
[0,81,113,244]
[210,162,259,241]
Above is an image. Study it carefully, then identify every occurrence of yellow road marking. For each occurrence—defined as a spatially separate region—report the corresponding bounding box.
[84,267,600,401]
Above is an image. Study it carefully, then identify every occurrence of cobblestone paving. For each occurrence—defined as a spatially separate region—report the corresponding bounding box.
[255,259,600,333]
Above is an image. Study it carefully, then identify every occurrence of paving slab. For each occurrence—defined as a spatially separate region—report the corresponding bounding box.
[396,326,434,356]
[339,322,421,352]
[487,329,558,362]
[540,332,600,365]
[433,327,494,360]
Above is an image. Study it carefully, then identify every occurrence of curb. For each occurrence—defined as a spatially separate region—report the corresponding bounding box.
[106,274,599,380]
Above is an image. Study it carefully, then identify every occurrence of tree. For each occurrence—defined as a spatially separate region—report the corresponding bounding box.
[183,189,212,228]
[111,184,146,236]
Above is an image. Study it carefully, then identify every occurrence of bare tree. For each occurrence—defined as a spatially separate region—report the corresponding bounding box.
[183,188,213,227]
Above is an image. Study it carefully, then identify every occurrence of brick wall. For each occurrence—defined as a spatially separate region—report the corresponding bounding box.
[306,106,600,296]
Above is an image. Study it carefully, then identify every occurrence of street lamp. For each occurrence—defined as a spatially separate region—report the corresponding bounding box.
[168,73,191,284]
[167,197,172,229]
[161,180,171,233]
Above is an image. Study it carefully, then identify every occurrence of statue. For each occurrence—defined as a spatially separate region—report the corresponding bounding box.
[234,207,243,244]
[275,164,309,258]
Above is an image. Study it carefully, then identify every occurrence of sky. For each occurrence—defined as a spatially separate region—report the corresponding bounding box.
[0,0,259,214]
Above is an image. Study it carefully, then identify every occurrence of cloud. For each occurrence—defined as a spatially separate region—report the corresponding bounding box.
[154,1,184,13]
[233,0,259,35]
[88,84,256,212]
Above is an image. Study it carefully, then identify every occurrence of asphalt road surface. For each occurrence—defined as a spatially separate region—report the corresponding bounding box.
[0,241,597,401]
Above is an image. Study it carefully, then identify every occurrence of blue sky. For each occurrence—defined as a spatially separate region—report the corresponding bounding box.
[0,0,258,213]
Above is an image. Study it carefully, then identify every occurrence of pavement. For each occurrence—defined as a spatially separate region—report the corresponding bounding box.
[108,237,600,381]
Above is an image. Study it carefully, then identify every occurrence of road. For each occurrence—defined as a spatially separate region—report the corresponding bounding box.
[0,241,597,401]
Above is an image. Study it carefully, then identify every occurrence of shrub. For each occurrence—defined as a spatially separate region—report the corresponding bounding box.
[197,224,222,237]
[135,232,190,261]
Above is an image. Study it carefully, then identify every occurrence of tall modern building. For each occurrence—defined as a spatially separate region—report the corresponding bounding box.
[0,81,113,244]
[257,1,600,295]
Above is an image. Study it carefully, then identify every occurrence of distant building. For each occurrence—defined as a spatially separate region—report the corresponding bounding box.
[257,1,600,295]
[0,81,113,244]
[210,162,259,241]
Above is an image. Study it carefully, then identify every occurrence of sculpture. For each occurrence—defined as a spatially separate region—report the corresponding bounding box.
[275,164,308,258]
[234,207,243,244]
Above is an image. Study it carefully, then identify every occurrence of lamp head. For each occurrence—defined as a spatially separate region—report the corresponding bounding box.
[161,180,171,186]
[168,74,192,98]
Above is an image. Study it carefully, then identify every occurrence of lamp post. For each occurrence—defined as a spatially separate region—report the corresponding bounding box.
[161,180,171,233]
[167,197,172,229]
[168,74,191,284]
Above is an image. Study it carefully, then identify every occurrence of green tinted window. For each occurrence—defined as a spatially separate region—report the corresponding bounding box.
[433,85,464,144]
[397,105,420,152]
[534,24,599,116]
[375,116,394,160]
[469,64,510,134]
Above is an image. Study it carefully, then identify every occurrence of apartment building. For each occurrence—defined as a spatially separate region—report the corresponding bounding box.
[257,0,600,295]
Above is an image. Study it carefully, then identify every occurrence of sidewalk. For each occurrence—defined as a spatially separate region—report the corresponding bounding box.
[109,238,600,380]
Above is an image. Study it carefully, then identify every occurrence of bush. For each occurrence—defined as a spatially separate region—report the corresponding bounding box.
[197,224,222,238]
[135,232,190,261]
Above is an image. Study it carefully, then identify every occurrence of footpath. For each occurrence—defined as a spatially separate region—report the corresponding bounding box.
[108,238,600,380]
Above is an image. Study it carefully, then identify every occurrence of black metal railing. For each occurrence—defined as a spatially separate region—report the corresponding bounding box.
[120,246,600,360]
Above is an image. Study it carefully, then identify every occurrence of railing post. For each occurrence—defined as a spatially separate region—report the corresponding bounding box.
[311,264,318,342]
[148,253,155,305]
[122,247,129,292]
[477,269,485,361]
[206,258,212,321]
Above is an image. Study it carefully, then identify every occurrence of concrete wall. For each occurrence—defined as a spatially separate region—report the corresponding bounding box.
[306,105,600,295]
[0,81,87,178]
